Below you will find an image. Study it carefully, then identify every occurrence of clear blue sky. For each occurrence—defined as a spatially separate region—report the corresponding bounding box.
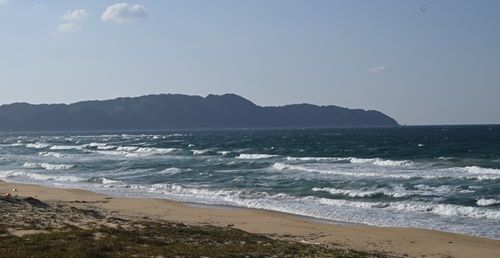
[1,1,499,125]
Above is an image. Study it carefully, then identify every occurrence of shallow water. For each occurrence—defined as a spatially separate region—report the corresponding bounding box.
[0,125,499,239]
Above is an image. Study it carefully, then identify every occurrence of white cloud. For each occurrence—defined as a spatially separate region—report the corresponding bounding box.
[57,22,80,33]
[62,9,88,21]
[57,9,87,33]
[369,66,391,73]
[101,3,147,24]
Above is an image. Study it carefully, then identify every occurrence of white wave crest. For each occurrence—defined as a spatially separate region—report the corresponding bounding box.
[166,134,186,137]
[135,147,179,154]
[236,154,278,160]
[50,145,84,150]
[192,149,210,155]
[116,146,139,151]
[88,142,108,147]
[476,199,500,207]
[101,178,119,184]
[271,161,500,181]
[286,156,344,162]
[97,145,116,150]
[388,202,500,220]
[38,152,65,158]
[159,167,184,174]
[96,146,180,157]
[23,162,74,171]
[286,156,414,167]
[26,143,50,149]
[349,157,414,167]
[460,166,500,175]
[414,184,475,194]
[271,162,385,178]
[312,187,408,198]
[0,171,83,182]
[442,166,500,181]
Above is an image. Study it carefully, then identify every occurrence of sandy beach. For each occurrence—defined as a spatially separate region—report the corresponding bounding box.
[0,180,498,258]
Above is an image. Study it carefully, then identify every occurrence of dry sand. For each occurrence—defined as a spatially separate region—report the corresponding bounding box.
[1,180,499,258]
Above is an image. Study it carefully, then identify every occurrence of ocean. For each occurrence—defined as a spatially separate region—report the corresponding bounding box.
[0,125,499,239]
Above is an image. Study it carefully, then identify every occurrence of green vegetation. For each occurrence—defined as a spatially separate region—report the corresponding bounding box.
[0,221,388,258]
[0,196,388,257]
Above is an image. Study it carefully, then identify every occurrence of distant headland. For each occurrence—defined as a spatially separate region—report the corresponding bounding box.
[0,94,398,131]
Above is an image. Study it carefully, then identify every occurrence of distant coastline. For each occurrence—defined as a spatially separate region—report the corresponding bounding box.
[0,93,398,132]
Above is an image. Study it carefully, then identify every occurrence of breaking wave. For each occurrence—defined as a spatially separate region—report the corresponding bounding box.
[23,162,74,171]
[236,154,278,159]
[26,143,50,149]
[0,170,83,182]
[476,199,500,207]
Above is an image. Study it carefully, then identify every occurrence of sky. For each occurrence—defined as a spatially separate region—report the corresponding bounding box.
[0,1,499,125]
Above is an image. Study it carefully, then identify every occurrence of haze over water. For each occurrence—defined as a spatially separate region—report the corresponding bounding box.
[1,125,499,239]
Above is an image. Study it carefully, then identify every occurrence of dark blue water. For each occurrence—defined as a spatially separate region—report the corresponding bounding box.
[0,125,499,239]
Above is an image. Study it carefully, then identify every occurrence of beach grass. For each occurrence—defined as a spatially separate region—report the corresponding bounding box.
[0,222,385,258]
[0,196,386,258]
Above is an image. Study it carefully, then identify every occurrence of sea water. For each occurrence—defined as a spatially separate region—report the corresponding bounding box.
[0,125,499,239]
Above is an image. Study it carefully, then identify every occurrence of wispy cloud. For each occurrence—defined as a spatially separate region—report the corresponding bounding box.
[62,9,88,21]
[57,9,87,33]
[57,22,80,33]
[369,66,391,73]
[102,3,147,24]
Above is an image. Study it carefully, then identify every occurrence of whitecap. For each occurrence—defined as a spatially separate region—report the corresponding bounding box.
[97,145,116,150]
[0,171,83,182]
[23,162,74,171]
[476,199,500,207]
[87,142,108,147]
[134,147,180,155]
[116,146,139,152]
[38,152,65,158]
[459,166,500,175]
[192,149,210,155]
[159,167,184,175]
[286,156,344,162]
[50,145,84,150]
[236,154,278,160]
[312,187,408,198]
[349,157,414,167]
[101,178,120,185]
[286,156,414,167]
[26,143,50,149]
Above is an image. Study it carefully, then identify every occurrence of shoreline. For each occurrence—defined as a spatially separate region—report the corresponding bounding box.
[1,180,500,258]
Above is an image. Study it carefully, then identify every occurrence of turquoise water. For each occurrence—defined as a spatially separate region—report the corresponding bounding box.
[1,125,499,239]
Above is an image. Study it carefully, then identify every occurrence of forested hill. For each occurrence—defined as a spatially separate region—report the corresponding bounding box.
[0,94,398,131]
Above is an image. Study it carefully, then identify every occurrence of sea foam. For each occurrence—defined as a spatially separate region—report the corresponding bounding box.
[23,162,74,171]
[476,199,500,207]
[26,143,50,149]
[236,154,278,159]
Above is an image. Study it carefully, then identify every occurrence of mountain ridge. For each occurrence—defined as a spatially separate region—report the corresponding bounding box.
[0,93,398,131]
